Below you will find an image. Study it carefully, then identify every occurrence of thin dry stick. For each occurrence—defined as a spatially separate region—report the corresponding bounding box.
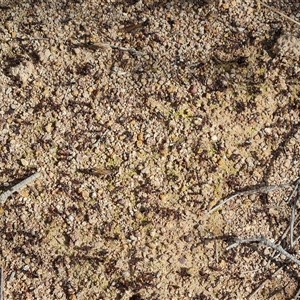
[0,172,41,203]
[259,1,300,27]
[286,179,300,204]
[263,218,300,275]
[245,223,292,290]
[207,182,293,215]
[227,236,300,266]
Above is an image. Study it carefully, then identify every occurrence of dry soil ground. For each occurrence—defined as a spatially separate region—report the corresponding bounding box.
[0,0,300,299]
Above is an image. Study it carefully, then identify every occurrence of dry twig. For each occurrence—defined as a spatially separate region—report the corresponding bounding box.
[207,181,293,215]
[250,219,300,298]
[217,178,300,298]
[227,236,300,266]
[0,172,41,203]
[259,1,300,27]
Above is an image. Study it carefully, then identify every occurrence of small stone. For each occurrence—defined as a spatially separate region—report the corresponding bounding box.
[72,90,79,97]
[45,123,53,133]
[189,84,198,94]
[159,194,168,201]
[169,120,176,128]
[136,140,143,148]
[10,61,35,85]
[20,159,29,166]
[246,157,254,168]
[43,87,51,97]
[264,127,272,135]
[39,49,51,63]
[211,135,218,142]
[149,230,156,237]
[122,271,130,278]
[23,265,30,271]
[19,189,29,198]
[78,188,89,199]
[137,133,144,142]
[204,241,214,249]
[24,258,31,264]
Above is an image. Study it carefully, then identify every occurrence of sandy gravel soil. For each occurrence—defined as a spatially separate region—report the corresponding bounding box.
[0,0,300,299]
